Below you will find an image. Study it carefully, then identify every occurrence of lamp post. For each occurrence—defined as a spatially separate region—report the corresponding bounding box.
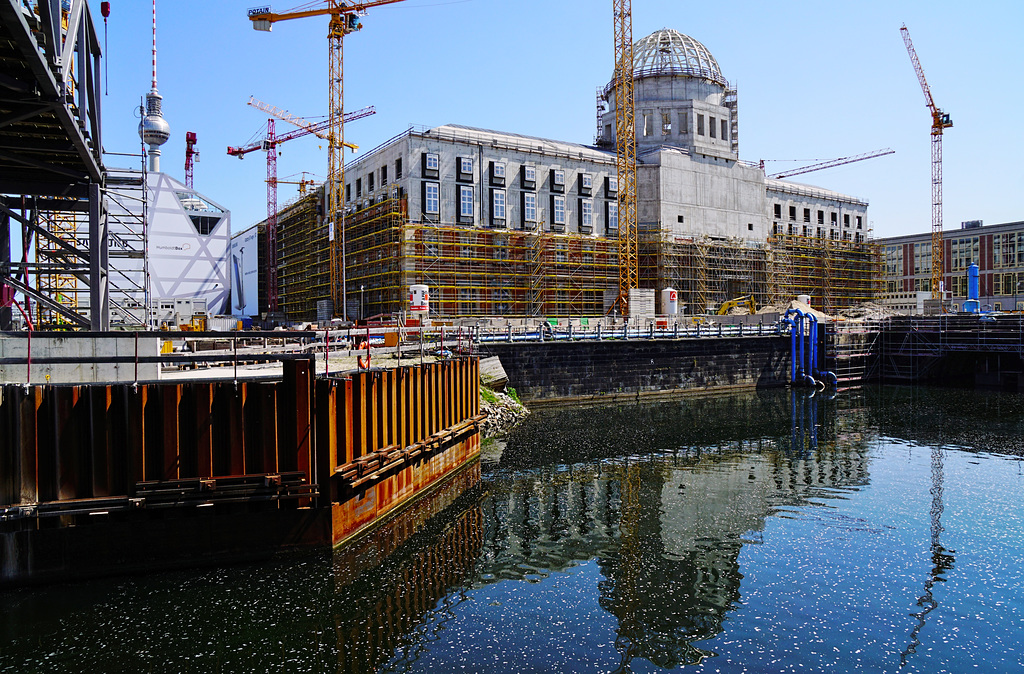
[360,284,365,321]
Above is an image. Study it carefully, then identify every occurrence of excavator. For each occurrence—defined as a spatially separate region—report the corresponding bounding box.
[716,295,757,315]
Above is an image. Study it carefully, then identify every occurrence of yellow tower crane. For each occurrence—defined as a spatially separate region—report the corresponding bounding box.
[901,24,953,301]
[248,1,406,319]
[611,0,638,316]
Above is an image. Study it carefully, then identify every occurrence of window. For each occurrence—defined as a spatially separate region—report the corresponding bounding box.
[662,113,672,135]
[580,173,593,195]
[551,169,565,192]
[697,114,705,135]
[831,212,838,225]
[491,188,506,223]
[643,112,652,136]
[459,185,474,221]
[523,165,536,185]
[356,178,362,197]
[345,184,351,202]
[677,215,684,224]
[395,157,402,179]
[368,172,375,192]
[709,116,716,138]
[856,215,862,230]
[606,176,618,196]
[950,237,979,271]
[721,119,728,141]
[678,111,688,134]
[774,204,782,219]
[552,194,566,226]
[606,201,618,231]
[423,182,439,215]
[491,161,505,186]
[885,245,903,276]
[803,208,811,223]
[914,243,932,276]
[789,206,796,221]
[748,223,754,231]
[189,215,220,235]
[844,214,850,228]
[579,198,593,230]
[817,210,825,225]
[459,157,472,174]
[423,152,439,178]
[381,165,388,185]
[523,192,537,223]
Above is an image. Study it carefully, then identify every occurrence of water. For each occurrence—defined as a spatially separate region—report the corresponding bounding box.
[3,386,1024,673]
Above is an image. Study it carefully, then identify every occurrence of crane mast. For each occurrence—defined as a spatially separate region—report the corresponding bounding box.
[249,0,406,320]
[184,131,198,189]
[901,24,952,300]
[612,0,638,316]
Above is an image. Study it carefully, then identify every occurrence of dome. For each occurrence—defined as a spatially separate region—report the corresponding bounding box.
[631,28,727,87]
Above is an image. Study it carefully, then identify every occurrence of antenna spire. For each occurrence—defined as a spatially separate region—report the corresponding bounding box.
[151,0,158,90]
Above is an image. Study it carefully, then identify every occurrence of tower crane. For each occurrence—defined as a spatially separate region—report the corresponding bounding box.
[765,148,895,180]
[228,105,376,313]
[248,0,407,319]
[901,24,953,300]
[611,0,638,316]
[184,131,198,189]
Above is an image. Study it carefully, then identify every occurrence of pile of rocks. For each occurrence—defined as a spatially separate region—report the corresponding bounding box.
[479,389,529,439]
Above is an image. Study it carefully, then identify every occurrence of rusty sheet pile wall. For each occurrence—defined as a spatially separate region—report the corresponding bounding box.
[0,357,482,585]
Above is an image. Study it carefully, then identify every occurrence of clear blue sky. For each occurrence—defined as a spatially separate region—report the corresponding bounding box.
[99,0,1024,238]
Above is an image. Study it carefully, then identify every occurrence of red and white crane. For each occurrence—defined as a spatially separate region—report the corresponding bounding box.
[228,105,375,313]
[184,131,198,188]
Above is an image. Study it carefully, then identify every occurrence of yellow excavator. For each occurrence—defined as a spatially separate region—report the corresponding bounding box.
[716,295,757,315]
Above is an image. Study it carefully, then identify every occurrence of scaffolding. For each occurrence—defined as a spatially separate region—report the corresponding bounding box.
[276,191,327,320]
[770,233,882,311]
[273,192,882,321]
[639,232,769,313]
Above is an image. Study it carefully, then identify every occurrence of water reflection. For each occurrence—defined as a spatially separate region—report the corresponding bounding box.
[6,386,1024,673]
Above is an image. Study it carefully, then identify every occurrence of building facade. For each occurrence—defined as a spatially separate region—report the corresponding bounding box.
[880,220,1024,313]
[271,28,880,321]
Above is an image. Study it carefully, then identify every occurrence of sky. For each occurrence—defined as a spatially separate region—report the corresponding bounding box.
[98,0,1024,239]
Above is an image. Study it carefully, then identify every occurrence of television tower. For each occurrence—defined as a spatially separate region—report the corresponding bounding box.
[138,0,170,172]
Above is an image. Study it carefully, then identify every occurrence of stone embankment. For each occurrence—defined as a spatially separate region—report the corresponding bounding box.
[480,388,529,438]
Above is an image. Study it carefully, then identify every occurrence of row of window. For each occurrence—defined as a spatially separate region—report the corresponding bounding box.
[421,180,618,232]
[635,110,730,141]
[347,158,403,202]
[773,223,864,242]
[421,152,617,197]
[774,204,863,229]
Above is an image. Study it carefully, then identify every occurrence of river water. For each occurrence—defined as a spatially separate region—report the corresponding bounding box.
[2,386,1024,673]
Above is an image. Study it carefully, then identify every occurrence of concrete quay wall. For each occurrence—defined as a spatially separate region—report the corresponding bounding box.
[482,336,789,402]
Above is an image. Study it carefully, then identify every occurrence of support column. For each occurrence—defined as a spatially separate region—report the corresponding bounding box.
[1,207,11,330]
[88,182,109,331]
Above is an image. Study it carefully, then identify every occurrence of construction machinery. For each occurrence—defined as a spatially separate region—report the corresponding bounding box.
[611,0,638,316]
[765,148,894,180]
[184,131,198,189]
[901,24,952,300]
[228,105,375,313]
[716,295,756,316]
[247,1,407,319]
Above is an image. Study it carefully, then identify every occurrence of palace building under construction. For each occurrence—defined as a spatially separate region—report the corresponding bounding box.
[270,28,881,321]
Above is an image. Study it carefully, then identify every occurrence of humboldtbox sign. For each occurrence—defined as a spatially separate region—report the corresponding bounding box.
[230,227,260,317]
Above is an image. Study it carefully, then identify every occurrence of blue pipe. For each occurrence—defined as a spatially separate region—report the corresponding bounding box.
[782,317,797,383]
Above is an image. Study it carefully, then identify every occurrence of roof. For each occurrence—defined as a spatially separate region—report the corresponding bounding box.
[631,29,728,88]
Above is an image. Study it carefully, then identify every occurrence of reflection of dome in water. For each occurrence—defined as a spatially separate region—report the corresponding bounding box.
[632,28,727,87]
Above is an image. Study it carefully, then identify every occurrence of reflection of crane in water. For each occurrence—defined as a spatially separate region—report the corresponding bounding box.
[899,446,955,668]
